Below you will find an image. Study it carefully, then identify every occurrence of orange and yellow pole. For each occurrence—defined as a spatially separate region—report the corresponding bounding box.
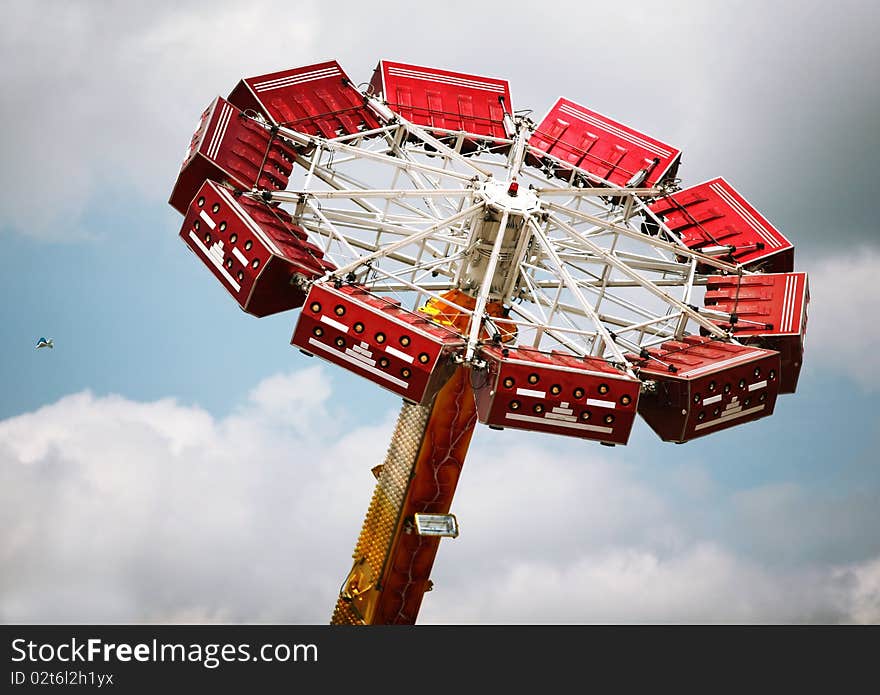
[331,366,477,624]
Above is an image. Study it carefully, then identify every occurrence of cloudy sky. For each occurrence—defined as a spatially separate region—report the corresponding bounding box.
[1,0,879,624]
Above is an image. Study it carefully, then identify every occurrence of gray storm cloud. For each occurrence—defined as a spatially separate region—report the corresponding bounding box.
[1,0,877,248]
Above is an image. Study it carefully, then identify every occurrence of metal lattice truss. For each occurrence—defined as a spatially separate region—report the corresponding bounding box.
[251,99,746,372]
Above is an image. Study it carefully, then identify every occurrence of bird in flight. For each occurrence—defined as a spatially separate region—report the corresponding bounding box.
[35,337,54,350]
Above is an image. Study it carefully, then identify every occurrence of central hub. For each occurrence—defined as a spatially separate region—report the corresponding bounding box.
[456,180,541,302]
[477,179,541,216]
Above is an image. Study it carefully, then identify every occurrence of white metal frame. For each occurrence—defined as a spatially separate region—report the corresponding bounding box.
[241,90,753,370]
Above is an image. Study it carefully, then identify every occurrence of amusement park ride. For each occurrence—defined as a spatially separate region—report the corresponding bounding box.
[168,59,809,624]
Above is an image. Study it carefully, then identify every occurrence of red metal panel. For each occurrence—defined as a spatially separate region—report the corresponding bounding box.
[370,60,511,140]
[169,97,296,214]
[633,337,781,442]
[474,346,641,445]
[704,273,809,393]
[291,284,465,404]
[648,177,794,272]
[228,60,381,137]
[179,181,332,317]
[529,97,681,187]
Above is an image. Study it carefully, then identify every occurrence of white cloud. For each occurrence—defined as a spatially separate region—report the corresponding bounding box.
[422,545,860,624]
[0,366,392,623]
[834,557,880,625]
[801,248,880,389]
[1,366,878,623]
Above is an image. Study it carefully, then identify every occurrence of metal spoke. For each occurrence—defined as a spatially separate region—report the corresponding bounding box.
[547,212,727,338]
[264,87,745,363]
